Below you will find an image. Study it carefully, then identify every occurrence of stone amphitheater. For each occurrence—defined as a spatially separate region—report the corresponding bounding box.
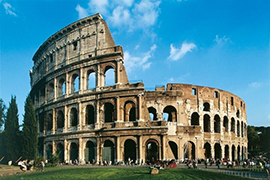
[30,13,248,164]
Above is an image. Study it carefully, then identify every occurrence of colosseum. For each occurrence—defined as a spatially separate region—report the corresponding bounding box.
[30,13,248,164]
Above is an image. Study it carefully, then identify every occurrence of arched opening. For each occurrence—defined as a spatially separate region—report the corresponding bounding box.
[203,114,211,132]
[70,108,78,127]
[57,110,64,129]
[148,107,157,121]
[104,103,114,123]
[57,143,64,163]
[214,115,220,133]
[225,145,229,159]
[242,146,246,160]
[223,116,229,132]
[231,118,235,133]
[39,113,44,132]
[47,113,53,131]
[184,141,195,159]
[85,141,95,163]
[236,110,240,118]
[232,145,236,161]
[46,144,52,160]
[124,139,136,162]
[204,142,211,159]
[163,105,177,122]
[146,139,159,162]
[104,67,115,86]
[214,143,221,160]
[71,74,79,93]
[103,140,114,163]
[191,112,199,125]
[87,70,96,89]
[237,120,240,137]
[47,83,54,100]
[70,143,78,162]
[169,141,178,159]
[86,105,95,125]
[237,145,241,160]
[124,101,136,122]
[58,78,66,96]
[203,102,210,111]
[241,121,244,137]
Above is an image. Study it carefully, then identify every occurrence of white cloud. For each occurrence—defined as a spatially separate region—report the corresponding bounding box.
[168,42,196,61]
[134,44,140,50]
[249,82,262,88]
[124,44,157,72]
[77,0,161,31]
[3,3,17,17]
[76,5,89,19]
[214,35,231,45]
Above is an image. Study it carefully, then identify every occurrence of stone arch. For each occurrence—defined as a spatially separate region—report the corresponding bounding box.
[104,65,115,86]
[203,114,211,132]
[214,115,221,133]
[184,141,195,159]
[86,104,95,125]
[231,118,235,133]
[87,69,96,89]
[223,116,229,132]
[214,143,221,160]
[232,145,236,161]
[102,140,115,163]
[191,112,199,126]
[71,73,79,93]
[58,78,66,96]
[163,105,177,122]
[203,102,210,111]
[85,141,96,163]
[47,82,54,100]
[145,139,159,162]
[237,145,241,160]
[237,120,240,137]
[225,145,229,159]
[47,113,53,131]
[204,142,211,159]
[168,141,178,159]
[70,142,78,162]
[148,107,157,121]
[104,102,114,123]
[124,101,136,122]
[124,139,137,162]
[236,109,240,118]
[57,110,64,129]
[70,107,78,127]
[56,143,64,163]
[46,144,52,160]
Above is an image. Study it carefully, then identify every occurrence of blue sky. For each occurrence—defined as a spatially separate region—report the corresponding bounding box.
[0,0,269,126]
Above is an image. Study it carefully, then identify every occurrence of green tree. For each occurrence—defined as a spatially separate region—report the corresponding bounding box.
[22,95,38,160]
[247,126,260,157]
[5,96,21,161]
[0,99,6,131]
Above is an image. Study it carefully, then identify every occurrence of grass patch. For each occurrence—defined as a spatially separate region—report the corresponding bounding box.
[1,166,251,180]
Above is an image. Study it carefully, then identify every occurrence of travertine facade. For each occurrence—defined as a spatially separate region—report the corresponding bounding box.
[30,14,248,164]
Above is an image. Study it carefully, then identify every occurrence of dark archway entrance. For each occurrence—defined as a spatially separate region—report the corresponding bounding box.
[104,103,114,123]
[214,143,221,160]
[46,145,52,160]
[146,139,159,162]
[169,141,178,159]
[102,140,114,163]
[70,143,78,162]
[184,141,195,159]
[232,145,235,161]
[204,142,211,159]
[225,145,229,159]
[85,141,95,163]
[124,139,136,162]
[57,143,64,163]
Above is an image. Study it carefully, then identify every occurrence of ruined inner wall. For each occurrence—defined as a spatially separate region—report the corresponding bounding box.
[30,14,247,164]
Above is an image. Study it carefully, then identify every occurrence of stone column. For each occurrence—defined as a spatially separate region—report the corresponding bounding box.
[65,72,69,96]
[79,68,84,93]
[115,137,119,163]
[96,64,101,89]
[96,137,100,164]
[116,96,120,121]
[79,138,84,164]
[64,139,68,162]
[54,78,57,101]
[139,135,143,164]
[137,94,142,121]
[161,135,166,160]
[115,58,121,85]
[78,102,82,130]
[52,140,55,154]
[178,137,183,160]
[64,106,68,132]
[52,108,55,134]
[210,143,214,159]
[95,100,100,129]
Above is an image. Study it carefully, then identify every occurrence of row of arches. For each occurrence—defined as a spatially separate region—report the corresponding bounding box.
[35,65,116,105]
[40,101,138,132]
[190,112,247,137]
